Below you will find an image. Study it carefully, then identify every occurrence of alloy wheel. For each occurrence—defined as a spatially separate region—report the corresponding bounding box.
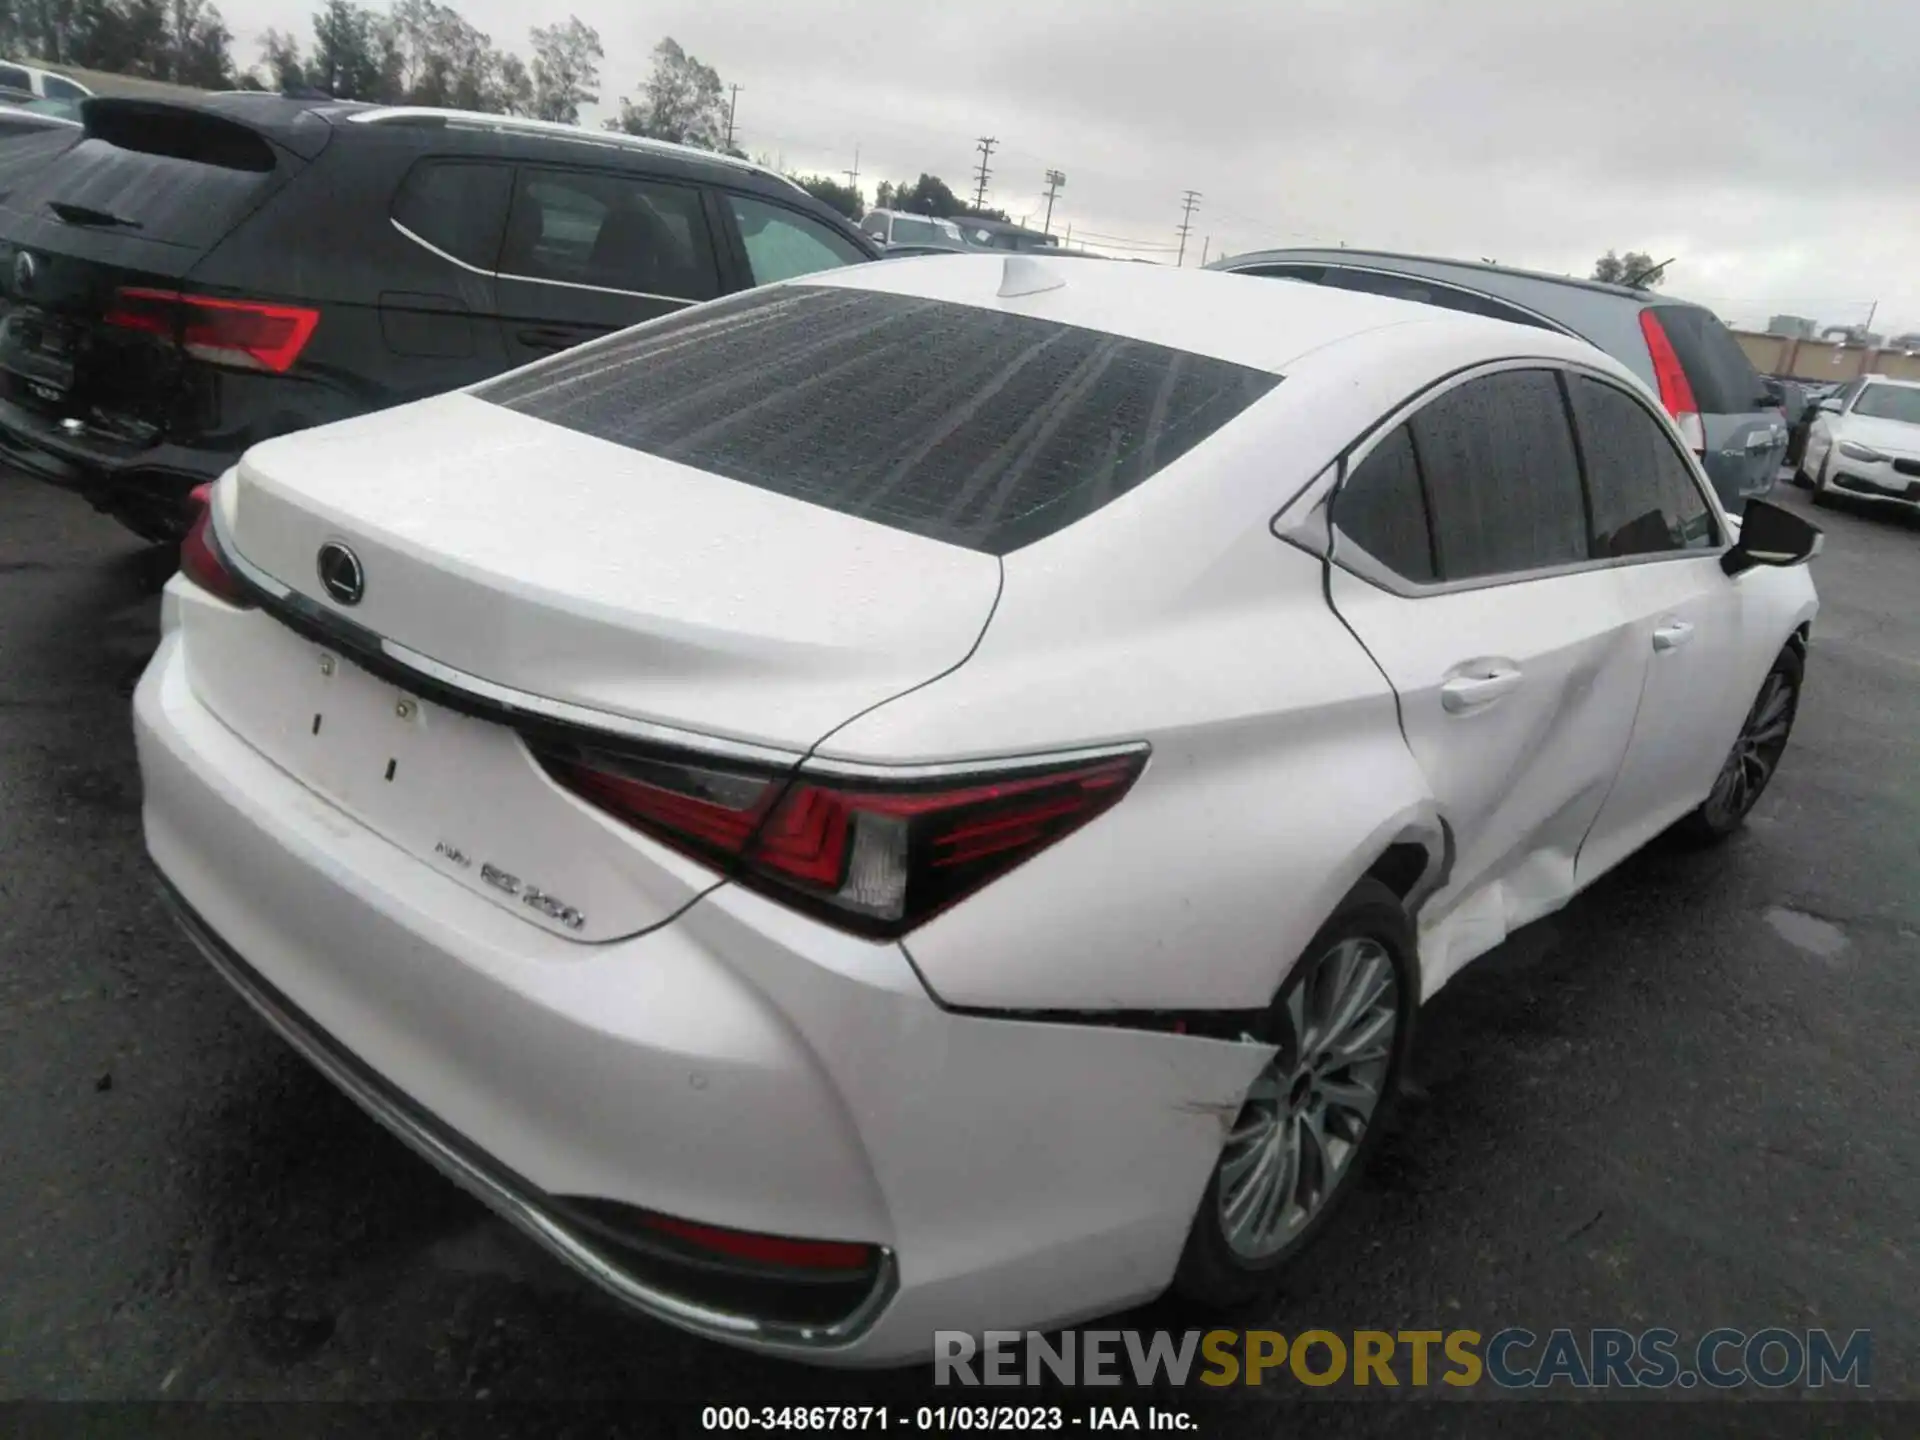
[1704,667,1797,828]
[1217,937,1399,1260]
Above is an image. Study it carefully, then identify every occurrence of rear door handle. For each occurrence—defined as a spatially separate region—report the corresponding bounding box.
[1440,663,1522,714]
[1652,619,1695,652]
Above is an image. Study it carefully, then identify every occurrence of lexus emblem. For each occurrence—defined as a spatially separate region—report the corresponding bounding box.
[13,250,37,296]
[316,541,365,606]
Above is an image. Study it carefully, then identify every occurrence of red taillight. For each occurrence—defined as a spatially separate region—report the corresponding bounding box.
[106,287,319,373]
[537,744,1147,936]
[637,1212,877,1273]
[1638,310,1706,453]
[178,483,255,607]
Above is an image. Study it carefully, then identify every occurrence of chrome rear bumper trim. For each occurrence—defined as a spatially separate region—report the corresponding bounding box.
[154,873,899,1357]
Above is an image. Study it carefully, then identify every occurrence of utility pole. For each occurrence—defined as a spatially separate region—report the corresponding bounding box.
[1176,190,1202,267]
[972,137,998,211]
[844,146,860,193]
[724,85,742,151]
[1865,299,1879,332]
[1200,235,1210,266]
[1042,169,1065,235]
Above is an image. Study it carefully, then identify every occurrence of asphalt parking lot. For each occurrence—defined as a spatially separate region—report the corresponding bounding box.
[1,469,1915,1434]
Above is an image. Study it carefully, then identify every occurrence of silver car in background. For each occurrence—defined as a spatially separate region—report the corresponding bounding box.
[1214,248,1788,513]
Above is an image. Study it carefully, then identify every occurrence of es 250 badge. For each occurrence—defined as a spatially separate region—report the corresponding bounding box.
[434,840,587,931]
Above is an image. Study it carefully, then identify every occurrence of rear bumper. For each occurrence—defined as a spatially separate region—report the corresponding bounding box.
[0,396,225,539]
[134,625,1268,1364]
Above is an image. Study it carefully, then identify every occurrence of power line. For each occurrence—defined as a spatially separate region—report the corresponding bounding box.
[1176,190,1202,267]
[972,137,997,211]
[1042,168,1065,236]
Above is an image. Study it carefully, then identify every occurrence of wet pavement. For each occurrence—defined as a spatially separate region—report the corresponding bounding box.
[1,469,1915,1435]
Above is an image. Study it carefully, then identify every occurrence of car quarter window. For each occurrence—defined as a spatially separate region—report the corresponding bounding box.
[43,75,85,100]
[391,159,512,271]
[1332,424,1436,581]
[1407,369,1588,581]
[501,168,720,301]
[0,65,30,89]
[726,194,868,284]
[1567,375,1719,557]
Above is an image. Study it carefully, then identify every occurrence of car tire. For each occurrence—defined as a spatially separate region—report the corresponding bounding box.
[1811,453,1835,507]
[1673,644,1804,846]
[1172,877,1416,1309]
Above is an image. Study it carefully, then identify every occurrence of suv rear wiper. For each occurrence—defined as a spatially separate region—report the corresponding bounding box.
[47,200,142,230]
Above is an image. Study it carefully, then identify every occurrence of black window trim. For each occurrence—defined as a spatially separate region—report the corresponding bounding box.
[1227,260,1578,339]
[1320,357,1730,599]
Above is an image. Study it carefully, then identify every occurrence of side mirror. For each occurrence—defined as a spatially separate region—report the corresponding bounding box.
[1722,499,1823,576]
[1818,398,1843,413]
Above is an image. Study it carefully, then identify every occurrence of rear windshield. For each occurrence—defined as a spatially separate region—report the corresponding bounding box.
[476,286,1282,554]
[1651,305,1763,415]
[24,112,282,251]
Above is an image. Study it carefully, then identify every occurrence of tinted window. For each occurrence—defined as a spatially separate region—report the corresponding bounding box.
[1568,376,1718,557]
[1650,306,1764,414]
[1237,264,1328,284]
[43,76,85,101]
[477,286,1282,555]
[0,66,29,90]
[1334,424,1435,581]
[727,194,866,284]
[16,134,274,249]
[1411,370,1588,579]
[1321,268,1558,332]
[890,214,951,246]
[1851,383,1920,425]
[860,213,887,239]
[391,159,511,270]
[501,168,719,301]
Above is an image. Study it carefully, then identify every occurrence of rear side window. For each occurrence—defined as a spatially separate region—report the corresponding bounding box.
[392,159,511,271]
[477,285,1282,554]
[501,168,720,301]
[1410,369,1588,579]
[43,76,86,101]
[1334,424,1435,581]
[0,66,30,90]
[1649,306,1764,414]
[725,194,867,284]
[1568,376,1718,556]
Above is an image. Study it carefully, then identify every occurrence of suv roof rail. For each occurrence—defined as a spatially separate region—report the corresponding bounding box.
[347,106,808,195]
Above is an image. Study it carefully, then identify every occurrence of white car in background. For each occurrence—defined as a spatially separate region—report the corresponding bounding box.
[0,60,91,102]
[135,256,1821,1364]
[1800,374,1920,513]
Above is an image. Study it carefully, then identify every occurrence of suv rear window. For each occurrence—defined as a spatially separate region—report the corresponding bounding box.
[26,108,283,251]
[477,286,1281,554]
[1649,305,1764,415]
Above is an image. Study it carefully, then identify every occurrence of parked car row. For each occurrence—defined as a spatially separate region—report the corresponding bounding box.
[1796,373,1920,513]
[0,96,880,541]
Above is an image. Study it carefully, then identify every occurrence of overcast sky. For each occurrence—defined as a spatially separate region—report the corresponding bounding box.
[231,0,1917,334]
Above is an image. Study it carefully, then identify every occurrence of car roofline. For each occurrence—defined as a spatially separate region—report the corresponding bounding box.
[1216,246,1710,308]
[344,106,811,197]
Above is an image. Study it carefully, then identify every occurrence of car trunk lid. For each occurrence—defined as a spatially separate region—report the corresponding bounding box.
[192,392,1001,937]
[221,391,1004,750]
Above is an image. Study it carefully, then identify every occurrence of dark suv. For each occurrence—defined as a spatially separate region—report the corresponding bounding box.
[0,98,878,541]
[1213,248,1787,514]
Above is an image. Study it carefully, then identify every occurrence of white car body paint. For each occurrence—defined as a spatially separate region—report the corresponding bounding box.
[135,255,1819,1363]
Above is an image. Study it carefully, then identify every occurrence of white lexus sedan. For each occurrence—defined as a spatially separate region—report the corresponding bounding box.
[135,255,1821,1365]
[1800,372,1920,513]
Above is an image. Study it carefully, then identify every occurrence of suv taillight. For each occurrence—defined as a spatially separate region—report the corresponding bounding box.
[179,483,255,607]
[106,287,320,373]
[532,742,1147,937]
[1638,310,1706,453]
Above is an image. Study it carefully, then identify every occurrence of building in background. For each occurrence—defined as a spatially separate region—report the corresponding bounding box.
[1767,314,1816,338]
